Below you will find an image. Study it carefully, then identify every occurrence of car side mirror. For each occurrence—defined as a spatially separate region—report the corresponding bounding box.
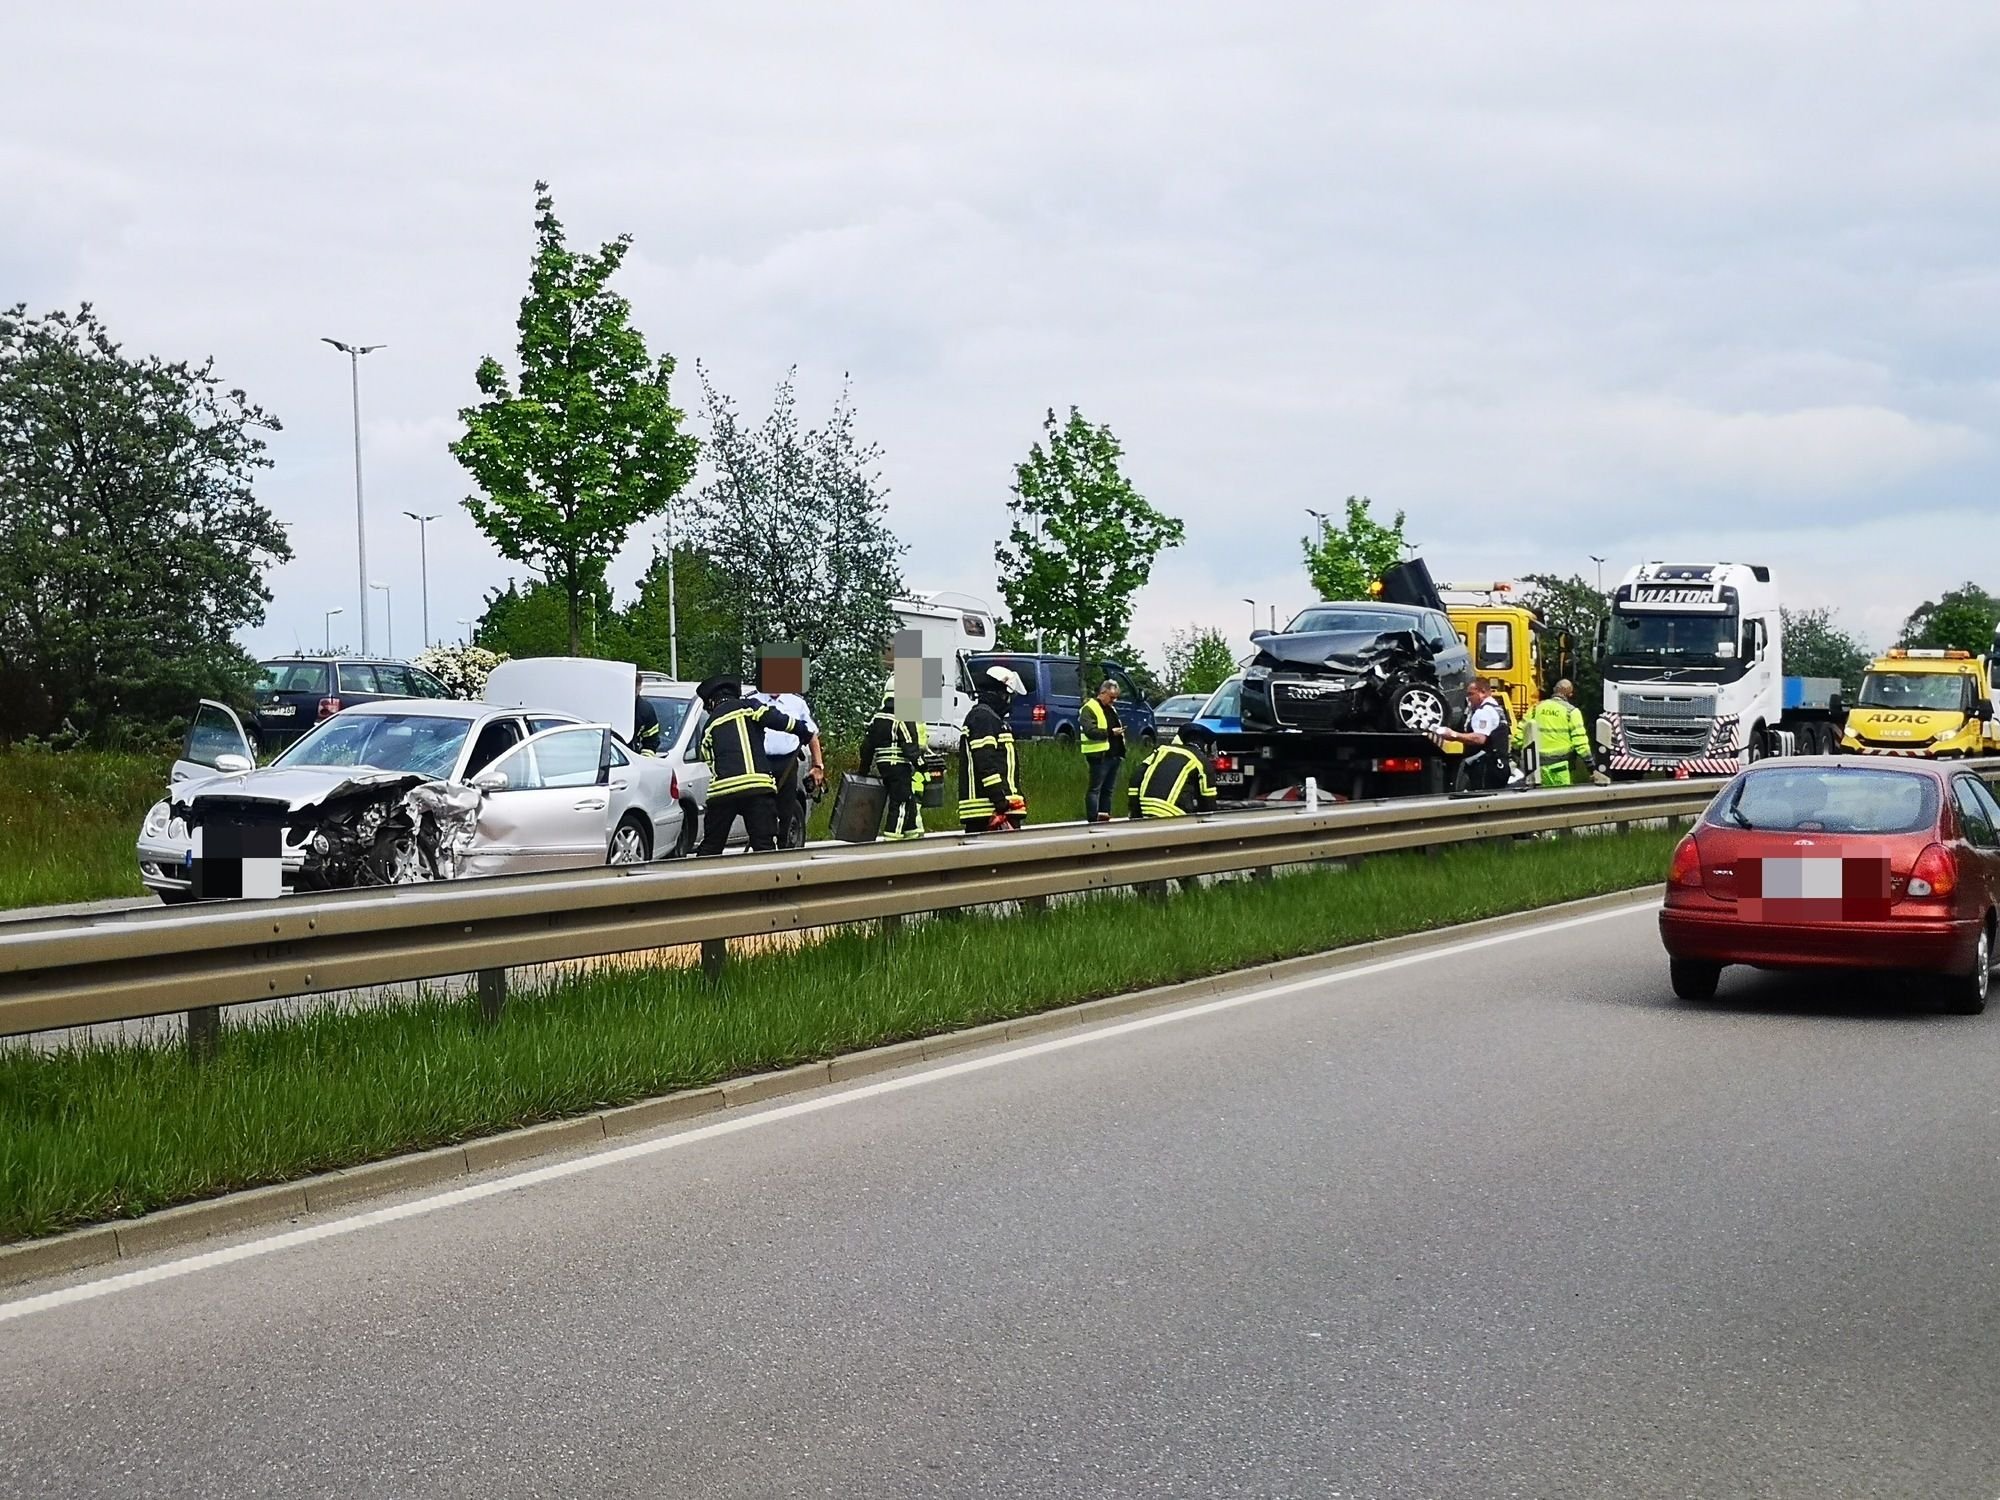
[472,770,509,792]
[1249,629,1271,642]
[213,753,253,774]
[1977,700,1994,723]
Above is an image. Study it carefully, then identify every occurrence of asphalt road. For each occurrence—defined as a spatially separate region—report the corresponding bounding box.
[4,897,1998,1499]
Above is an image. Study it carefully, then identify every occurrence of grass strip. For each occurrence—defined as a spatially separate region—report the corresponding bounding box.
[0,747,165,910]
[0,824,1680,1239]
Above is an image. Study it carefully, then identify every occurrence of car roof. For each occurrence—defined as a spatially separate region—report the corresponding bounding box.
[261,655,421,666]
[1738,756,1952,782]
[638,676,702,695]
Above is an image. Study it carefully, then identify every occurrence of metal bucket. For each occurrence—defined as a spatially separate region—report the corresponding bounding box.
[831,773,886,843]
[919,753,948,808]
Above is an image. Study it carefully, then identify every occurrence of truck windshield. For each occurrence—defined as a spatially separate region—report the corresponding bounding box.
[1855,672,1971,712]
[1606,608,1738,664]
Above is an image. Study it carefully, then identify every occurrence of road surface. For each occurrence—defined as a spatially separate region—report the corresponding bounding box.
[4,896,1996,1498]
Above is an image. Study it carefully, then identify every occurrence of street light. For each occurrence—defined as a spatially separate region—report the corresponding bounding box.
[403,511,440,646]
[1305,506,1329,531]
[323,607,343,654]
[322,338,385,654]
[1242,597,1258,635]
[456,617,474,645]
[370,580,392,659]
[1589,554,1607,593]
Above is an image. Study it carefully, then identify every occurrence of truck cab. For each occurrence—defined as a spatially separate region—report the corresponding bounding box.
[1440,584,1545,726]
[1841,649,1999,758]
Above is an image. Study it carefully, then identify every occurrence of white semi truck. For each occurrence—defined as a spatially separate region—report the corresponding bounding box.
[1598,562,1845,778]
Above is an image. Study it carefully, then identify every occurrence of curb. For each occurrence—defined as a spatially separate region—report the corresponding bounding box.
[0,884,1661,1286]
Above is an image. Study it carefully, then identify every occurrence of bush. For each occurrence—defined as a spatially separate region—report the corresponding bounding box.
[412,644,508,699]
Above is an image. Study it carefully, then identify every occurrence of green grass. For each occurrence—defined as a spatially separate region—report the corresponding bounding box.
[0,824,1680,1240]
[0,748,167,910]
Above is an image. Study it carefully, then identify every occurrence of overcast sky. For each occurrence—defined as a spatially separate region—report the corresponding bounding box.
[7,2,1997,666]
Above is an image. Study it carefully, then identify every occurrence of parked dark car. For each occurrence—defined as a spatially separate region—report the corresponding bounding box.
[1152,693,1208,740]
[964,654,1157,747]
[251,657,452,749]
[1240,603,1472,736]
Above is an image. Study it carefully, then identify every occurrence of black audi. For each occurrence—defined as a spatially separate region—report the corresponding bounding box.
[1240,603,1472,736]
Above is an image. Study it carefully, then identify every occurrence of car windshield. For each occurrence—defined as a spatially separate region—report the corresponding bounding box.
[1284,609,1412,635]
[272,713,471,777]
[1200,677,1243,719]
[1855,671,1971,712]
[1711,768,1938,835]
[640,693,694,745]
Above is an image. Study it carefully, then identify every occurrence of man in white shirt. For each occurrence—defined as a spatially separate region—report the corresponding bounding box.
[1436,677,1512,791]
[754,645,824,849]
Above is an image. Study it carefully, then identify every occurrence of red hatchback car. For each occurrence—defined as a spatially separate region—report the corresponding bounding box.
[1660,758,2000,1012]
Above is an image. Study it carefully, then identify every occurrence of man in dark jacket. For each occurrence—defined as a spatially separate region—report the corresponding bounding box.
[694,676,812,855]
[859,691,927,840]
[1129,721,1220,818]
[959,665,1028,833]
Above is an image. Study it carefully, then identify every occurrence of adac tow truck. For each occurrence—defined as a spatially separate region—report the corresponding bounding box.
[1840,648,2000,759]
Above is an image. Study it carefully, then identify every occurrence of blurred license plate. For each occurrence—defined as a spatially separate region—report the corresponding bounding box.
[263,703,296,717]
[1742,856,1890,921]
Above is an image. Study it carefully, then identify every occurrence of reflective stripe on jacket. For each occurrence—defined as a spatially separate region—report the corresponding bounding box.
[702,699,807,799]
[1132,743,1216,818]
[957,702,1022,820]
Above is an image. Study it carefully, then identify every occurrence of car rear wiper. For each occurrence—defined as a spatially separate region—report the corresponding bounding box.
[1724,803,1753,830]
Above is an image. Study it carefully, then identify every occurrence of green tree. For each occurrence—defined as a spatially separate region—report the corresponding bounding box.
[1302,496,1406,601]
[452,182,699,656]
[995,407,1184,673]
[1780,606,1871,688]
[473,573,612,661]
[0,304,291,743]
[685,368,906,744]
[1161,625,1238,697]
[1897,582,1999,654]
[1518,572,1610,717]
[606,544,744,683]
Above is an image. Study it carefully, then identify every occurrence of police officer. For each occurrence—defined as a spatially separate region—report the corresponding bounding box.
[1080,677,1126,823]
[693,676,812,855]
[753,662,822,850]
[1129,721,1220,819]
[1514,678,1593,787]
[959,665,1028,832]
[1437,678,1512,791]
[860,691,926,841]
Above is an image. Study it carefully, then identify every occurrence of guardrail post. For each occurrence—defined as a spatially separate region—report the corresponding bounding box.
[1250,865,1274,882]
[701,938,728,982]
[185,1005,220,1061]
[477,968,507,1025]
[1138,880,1172,902]
[880,913,903,941]
[1022,895,1049,914]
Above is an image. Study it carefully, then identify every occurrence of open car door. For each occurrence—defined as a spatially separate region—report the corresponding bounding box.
[171,700,256,787]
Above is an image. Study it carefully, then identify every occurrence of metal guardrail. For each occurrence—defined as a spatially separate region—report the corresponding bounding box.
[2,760,1994,1041]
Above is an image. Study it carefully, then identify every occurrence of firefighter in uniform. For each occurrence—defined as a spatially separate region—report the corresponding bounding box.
[959,665,1028,832]
[693,676,812,855]
[860,691,927,840]
[632,694,662,755]
[1129,722,1220,819]
[1514,678,1593,787]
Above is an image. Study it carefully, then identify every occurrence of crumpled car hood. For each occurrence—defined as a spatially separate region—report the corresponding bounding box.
[1253,628,1431,672]
[171,767,426,817]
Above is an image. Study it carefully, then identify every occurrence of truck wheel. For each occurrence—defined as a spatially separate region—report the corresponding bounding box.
[1670,959,1722,1001]
[1942,921,1992,1015]
[1743,726,1766,764]
[1388,683,1449,735]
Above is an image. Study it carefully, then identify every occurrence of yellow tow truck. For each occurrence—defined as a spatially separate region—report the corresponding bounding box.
[1439,582,1549,725]
[1840,649,1999,759]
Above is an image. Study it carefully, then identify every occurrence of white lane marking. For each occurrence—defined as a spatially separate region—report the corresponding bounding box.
[0,896,1656,1325]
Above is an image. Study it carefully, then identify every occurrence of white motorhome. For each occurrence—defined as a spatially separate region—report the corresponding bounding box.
[1598,562,1842,776]
[889,592,997,749]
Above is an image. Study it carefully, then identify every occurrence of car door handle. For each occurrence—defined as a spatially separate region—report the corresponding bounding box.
[610,779,630,792]
[575,796,609,812]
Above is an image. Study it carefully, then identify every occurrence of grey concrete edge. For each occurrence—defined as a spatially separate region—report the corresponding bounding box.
[0,884,1662,1285]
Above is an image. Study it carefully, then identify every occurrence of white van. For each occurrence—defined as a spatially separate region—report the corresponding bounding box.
[890,593,997,750]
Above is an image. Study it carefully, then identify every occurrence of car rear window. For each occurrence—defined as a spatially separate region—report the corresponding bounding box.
[640,693,694,744]
[258,662,330,695]
[1710,768,1939,835]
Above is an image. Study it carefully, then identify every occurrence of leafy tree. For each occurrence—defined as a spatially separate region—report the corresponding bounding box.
[606,544,744,682]
[1302,496,1406,601]
[1161,625,1238,697]
[0,304,291,743]
[1897,582,2000,654]
[473,573,612,661]
[994,407,1185,674]
[452,182,699,655]
[684,368,905,745]
[1780,606,1871,688]
[1519,572,1610,718]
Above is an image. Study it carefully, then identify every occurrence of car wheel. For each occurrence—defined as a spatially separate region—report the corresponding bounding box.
[1669,958,1721,1001]
[608,815,653,866]
[1388,683,1449,735]
[673,804,700,859]
[1943,921,1992,1015]
[1055,725,1076,747]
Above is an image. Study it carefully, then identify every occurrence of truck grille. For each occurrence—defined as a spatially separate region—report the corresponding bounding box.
[1270,680,1364,730]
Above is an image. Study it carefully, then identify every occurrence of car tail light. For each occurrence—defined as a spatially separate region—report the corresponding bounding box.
[1907,843,1958,899]
[1032,704,1048,724]
[1212,753,1237,772]
[670,772,680,802]
[317,696,342,719]
[1669,835,1703,890]
[1375,756,1424,774]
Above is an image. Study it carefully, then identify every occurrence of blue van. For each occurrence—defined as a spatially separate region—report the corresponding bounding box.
[965,654,1158,747]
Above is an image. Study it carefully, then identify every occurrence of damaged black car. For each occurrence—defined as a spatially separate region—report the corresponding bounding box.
[1241,602,1472,736]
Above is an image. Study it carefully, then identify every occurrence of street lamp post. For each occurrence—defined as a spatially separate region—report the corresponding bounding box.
[1589,554,1607,593]
[403,511,440,647]
[456,617,473,645]
[663,504,680,679]
[323,607,343,654]
[1242,597,1258,635]
[322,338,385,654]
[370,581,392,658]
